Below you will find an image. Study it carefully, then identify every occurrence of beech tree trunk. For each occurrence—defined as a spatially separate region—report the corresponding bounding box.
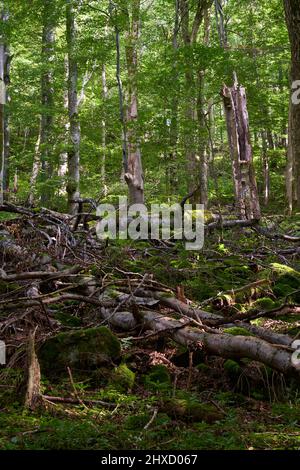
[197,8,211,208]
[101,64,108,196]
[28,120,42,206]
[179,0,212,203]
[0,17,4,206]
[284,0,300,209]
[0,7,9,204]
[58,56,69,196]
[66,0,80,215]
[124,0,144,204]
[261,131,270,206]
[167,0,180,195]
[40,0,55,206]
[286,102,294,214]
[221,76,261,220]
[113,16,128,187]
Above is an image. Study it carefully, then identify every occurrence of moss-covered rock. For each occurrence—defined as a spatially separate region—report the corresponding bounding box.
[54,311,82,327]
[109,364,135,392]
[144,365,171,392]
[265,263,300,301]
[253,297,277,311]
[163,398,223,423]
[38,327,120,375]
[224,359,242,377]
[270,263,300,278]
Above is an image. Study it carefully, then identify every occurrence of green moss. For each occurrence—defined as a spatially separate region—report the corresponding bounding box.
[38,327,121,375]
[163,398,222,423]
[196,363,210,372]
[109,364,135,392]
[224,359,242,377]
[144,365,171,392]
[54,312,82,327]
[254,297,276,311]
[270,263,300,278]
[0,280,19,295]
[223,327,253,336]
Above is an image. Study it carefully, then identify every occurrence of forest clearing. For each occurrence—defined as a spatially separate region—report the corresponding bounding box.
[1,0,300,455]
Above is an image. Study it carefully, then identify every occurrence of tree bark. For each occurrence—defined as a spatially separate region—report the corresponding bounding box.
[214,0,227,48]
[261,131,270,206]
[0,7,9,204]
[58,55,69,197]
[165,0,180,195]
[28,120,42,206]
[66,0,80,215]
[101,63,108,196]
[124,0,144,204]
[179,0,212,202]
[197,8,211,208]
[284,0,300,208]
[40,0,55,206]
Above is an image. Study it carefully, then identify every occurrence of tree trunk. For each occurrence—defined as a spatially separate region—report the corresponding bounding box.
[40,0,55,206]
[167,0,180,195]
[214,0,227,48]
[58,56,69,196]
[286,101,294,214]
[99,308,299,376]
[0,7,9,204]
[66,0,80,215]
[197,9,211,208]
[28,120,42,206]
[261,131,270,206]
[124,0,144,204]
[101,64,108,197]
[221,75,261,220]
[179,0,212,203]
[284,0,300,208]
[0,33,4,206]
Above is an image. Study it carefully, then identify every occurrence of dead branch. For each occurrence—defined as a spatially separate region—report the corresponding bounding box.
[42,395,115,408]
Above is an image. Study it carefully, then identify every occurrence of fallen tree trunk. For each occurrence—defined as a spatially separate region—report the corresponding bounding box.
[130,290,294,346]
[99,308,298,376]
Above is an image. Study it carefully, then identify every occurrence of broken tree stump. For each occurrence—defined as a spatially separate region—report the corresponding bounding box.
[221,74,261,221]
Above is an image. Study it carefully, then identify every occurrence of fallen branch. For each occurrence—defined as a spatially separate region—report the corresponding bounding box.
[42,395,115,408]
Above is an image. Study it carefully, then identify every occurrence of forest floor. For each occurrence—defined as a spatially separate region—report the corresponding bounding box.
[1,207,300,450]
